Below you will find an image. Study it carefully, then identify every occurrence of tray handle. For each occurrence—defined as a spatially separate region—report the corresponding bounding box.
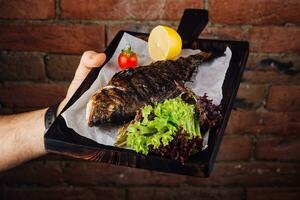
[177,9,209,44]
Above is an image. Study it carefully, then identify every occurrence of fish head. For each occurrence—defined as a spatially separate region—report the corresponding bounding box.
[86,88,125,126]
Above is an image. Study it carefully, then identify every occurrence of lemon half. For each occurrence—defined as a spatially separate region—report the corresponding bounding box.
[148,25,182,61]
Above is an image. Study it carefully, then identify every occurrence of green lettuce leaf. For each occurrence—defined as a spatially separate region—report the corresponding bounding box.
[126,97,201,155]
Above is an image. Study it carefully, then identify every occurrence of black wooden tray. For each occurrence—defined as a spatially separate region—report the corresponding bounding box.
[45,9,249,177]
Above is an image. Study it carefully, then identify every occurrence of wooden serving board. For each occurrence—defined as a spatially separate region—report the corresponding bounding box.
[45,9,249,177]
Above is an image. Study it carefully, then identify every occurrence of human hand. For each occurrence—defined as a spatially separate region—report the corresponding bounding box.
[57,51,106,114]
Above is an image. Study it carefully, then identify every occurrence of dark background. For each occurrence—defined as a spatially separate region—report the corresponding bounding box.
[0,0,300,200]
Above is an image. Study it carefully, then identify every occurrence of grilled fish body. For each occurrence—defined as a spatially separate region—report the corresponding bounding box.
[87,51,214,126]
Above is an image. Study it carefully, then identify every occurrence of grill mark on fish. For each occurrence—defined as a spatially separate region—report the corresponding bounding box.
[87,51,216,126]
[137,69,158,94]
[107,89,124,105]
[126,78,145,102]
[158,64,181,80]
[156,69,177,85]
[130,76,150,101]
[112,87,136,107]
[141,68,162,92]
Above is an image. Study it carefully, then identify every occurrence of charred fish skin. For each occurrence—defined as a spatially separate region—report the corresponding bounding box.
[87,51,214,126]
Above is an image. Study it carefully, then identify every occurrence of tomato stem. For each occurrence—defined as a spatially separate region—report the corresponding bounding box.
[121,46,135,57]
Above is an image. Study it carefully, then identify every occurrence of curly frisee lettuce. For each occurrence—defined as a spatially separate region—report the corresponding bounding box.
[126,97,201,155]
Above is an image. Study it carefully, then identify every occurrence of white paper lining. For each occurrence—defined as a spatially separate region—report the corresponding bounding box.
[62,33,232,146]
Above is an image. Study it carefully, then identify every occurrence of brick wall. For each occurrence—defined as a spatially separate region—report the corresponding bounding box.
[0,0,299,199]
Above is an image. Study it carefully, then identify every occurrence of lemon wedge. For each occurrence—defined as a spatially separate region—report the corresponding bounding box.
[148,25,182,61]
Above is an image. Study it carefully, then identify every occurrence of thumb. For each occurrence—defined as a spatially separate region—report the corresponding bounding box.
[74,51,106,81]
[66,51,106,99]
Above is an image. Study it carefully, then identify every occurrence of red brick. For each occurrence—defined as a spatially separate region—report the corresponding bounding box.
[131,0,203,20]
[63,162,184,186]
[247,187,300,200]
[107,23,140,44]
[255,138,300,161]
[0,0,55,19]
[61,0,203,20]
[46,54,81,81]
[217,136,252,161]
[0,161,63,186]
[246,53,300,70]
[235,83,266,109]
[3,187,125,200]
[266,85,300,111]
[0,23,104,53]
[147,171,186,186]
[255,111,300,135]
[201,26,246,40]
[0,83,67,108]
[225,110,298,135]
[187,162,300,187]
[209,0,300,25]
[287,112,300,135]
[128,187,244,200]
[0,52,46,81]
[225,110,260,134]
[242,71,300,84]
[249,27,300,53]
[258,111,289,135]
[107,22,151,45]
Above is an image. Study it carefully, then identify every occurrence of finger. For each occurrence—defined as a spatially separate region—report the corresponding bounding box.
[65,51,106,100]
[74,51,106,81]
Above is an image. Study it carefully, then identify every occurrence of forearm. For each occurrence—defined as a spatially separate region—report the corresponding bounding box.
[0,109,47,171]
[0,51,105,171]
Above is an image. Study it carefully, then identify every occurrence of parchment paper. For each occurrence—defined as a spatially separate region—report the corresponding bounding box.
[62,33,232,146]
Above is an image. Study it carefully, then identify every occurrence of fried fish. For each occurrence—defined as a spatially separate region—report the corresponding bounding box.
[86,51,216,126]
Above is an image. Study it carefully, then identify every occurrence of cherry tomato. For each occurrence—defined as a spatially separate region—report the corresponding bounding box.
[118,47,138,70]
